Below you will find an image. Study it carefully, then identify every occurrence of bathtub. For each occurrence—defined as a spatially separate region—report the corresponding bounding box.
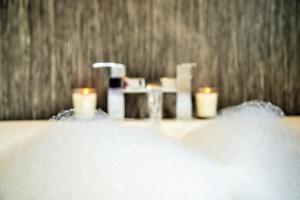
[0,117,299,155]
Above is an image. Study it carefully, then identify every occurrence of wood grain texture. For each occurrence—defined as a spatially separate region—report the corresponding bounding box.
[0,0,300,119]
[124,93,149,119]
[163,93,177,119]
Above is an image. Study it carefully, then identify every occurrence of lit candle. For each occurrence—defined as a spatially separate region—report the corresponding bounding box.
[195,87,218,118]
[72,88,97,118]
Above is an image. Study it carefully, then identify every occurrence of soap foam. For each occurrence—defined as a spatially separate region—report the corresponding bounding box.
[0,112,229,200]
[0,101,299,200]
[184,100,300,200]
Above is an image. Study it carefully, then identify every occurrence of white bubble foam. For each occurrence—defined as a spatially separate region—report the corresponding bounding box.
[184,100,300,200]
[0,101,299,200]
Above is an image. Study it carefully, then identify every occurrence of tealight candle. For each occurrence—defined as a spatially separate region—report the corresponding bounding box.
[195,87,218,118]
[72,88,97,118]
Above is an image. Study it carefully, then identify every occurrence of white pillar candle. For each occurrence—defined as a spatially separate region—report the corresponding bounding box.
[72,88,97,118]
[195,87,218,118]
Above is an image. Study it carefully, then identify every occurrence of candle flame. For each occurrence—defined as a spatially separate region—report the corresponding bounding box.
[203,87,212,93]
[73,88,96,94]
[83,88,91,94]
[81,88,93,94]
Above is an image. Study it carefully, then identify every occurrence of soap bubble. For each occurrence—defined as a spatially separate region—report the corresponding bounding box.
[0,110,229,200]
[0,101,299,200]
[220,100,285,117]
[184,100,300,200]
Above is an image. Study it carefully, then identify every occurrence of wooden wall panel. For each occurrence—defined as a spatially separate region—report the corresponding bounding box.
[0,0,299,119]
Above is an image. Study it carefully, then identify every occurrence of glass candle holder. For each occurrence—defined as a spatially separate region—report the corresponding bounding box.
[147,84,162,121]
[195,87,218,118]
[72,88,97,118]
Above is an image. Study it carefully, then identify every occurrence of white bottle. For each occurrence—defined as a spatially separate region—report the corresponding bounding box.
[92,63,126,118]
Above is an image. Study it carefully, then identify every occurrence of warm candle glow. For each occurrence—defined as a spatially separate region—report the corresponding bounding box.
[196,86,218,118]
[83,88,90,95]
[198,86,217,94]
[203,87,212,93]
[72,88,97,118]
[73,88,96,95]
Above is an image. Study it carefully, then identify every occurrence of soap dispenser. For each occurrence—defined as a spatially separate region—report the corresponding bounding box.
[92,62,126,118]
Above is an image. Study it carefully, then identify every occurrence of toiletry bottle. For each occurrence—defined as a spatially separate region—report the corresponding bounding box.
[176,63,196,119]
[92,63,126,118]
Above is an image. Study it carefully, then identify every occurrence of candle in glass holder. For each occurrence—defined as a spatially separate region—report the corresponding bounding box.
[195,87,218,118]
[72,88,97,118]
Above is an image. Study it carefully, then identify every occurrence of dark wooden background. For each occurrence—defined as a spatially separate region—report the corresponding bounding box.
[0,0,300,120]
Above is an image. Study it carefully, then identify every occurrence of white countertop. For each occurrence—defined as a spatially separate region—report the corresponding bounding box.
[0,117,299,155]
